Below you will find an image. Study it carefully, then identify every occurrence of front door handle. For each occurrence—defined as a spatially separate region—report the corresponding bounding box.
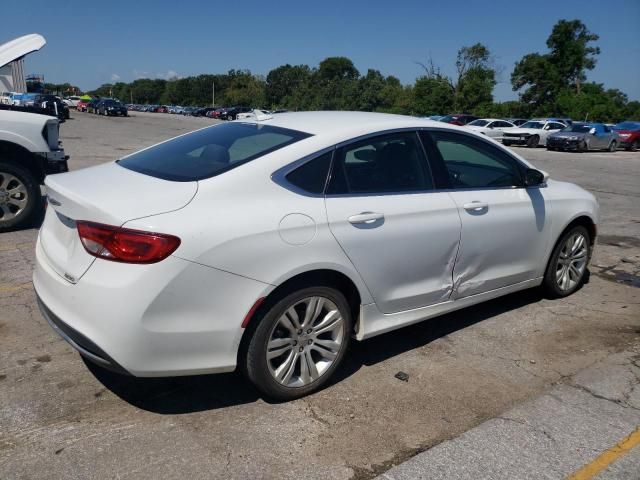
[463,201,489,212]
[348,212,384,224]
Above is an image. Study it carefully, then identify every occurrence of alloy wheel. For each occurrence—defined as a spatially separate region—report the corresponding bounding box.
[0,172,28,222]
[266,296,344,387]
[555,232,588,291]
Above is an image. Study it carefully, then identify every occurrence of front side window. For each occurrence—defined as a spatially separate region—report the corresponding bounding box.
[118,123,311,181]
[327,132,433,194]
[427,131,523,189]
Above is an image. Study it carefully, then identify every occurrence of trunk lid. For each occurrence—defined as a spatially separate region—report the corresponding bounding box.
[40,162,197,283]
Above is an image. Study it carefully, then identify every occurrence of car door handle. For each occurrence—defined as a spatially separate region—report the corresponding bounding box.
[463,201,489,211]
[348,212,384,224]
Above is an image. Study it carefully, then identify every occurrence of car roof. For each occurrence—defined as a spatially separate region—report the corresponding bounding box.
[238,111,442,137]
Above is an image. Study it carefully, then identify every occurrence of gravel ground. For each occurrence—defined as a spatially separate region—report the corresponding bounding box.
[0,111,638,479]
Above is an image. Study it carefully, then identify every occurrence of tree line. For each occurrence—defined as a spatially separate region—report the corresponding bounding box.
[81,19,637,122]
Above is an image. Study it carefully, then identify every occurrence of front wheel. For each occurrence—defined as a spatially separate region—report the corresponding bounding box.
[244,286,352,400]
[0,162,40,232]
[527,135,539,148]
[628,140,639,152]
[543,225,591,298]
[607,140,617,152]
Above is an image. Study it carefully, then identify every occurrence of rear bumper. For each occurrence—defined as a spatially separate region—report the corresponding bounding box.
[33,236,273,377]
[37,295,130,375]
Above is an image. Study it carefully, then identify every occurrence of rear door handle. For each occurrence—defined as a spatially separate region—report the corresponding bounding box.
[348,212,384,224]
[463,201,488,211]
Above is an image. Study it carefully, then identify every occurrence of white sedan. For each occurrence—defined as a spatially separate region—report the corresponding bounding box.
[466,118,516,140]
[502,119,567,147]
[34,112,598,400]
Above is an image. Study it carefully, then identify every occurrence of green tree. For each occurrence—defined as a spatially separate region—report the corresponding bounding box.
[412,76,454,115]
[512,19,600,110]
[265,64,312,108]
[453,43,496,112]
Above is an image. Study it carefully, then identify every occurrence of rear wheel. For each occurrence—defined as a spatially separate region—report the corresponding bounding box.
[527,135,539,148]
[503,140,512,146]
[245,286,352,400]
[0,162,40,232]
[543,225,590,298]
[628,139,639,152]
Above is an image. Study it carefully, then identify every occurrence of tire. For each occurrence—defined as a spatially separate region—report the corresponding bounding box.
[607,140,617,152]
[543,225,591,298]
[244,286,352,400]
[578,140,587,152]
[527,135,539,148]
[503,140,512,146]
[0,162,40,232]
[628,140,639,152]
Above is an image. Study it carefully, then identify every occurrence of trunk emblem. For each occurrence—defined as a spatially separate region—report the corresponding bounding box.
[63,273,76,283]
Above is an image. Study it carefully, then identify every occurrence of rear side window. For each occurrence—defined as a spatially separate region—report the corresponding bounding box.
[285,152,332,194]
[118,123,311,181]
[327,132,433,195]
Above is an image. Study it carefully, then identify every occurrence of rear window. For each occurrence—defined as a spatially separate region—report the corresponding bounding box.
[118,123,312,181]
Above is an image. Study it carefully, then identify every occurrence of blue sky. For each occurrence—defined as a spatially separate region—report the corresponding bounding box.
[3,0,639,101]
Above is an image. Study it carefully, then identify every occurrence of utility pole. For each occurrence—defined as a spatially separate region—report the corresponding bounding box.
[212,80,215,107]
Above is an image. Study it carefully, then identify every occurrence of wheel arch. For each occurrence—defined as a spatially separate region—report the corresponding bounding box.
[544,214,597,277]
[0,140,45,183]
[237,268,364,367]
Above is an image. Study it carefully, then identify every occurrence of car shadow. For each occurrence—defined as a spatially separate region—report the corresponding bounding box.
[86,287,548,414]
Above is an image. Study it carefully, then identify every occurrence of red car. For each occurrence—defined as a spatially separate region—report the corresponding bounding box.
[613,121,640,151]
[76,99,91,112]
[439,114,479,126]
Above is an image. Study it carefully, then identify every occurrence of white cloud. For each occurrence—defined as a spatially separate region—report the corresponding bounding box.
[132,69,180,80]
[110,73,121,82]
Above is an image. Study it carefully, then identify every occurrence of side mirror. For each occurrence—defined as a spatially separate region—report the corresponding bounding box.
[525,168,548,187]
[589,128,596,135]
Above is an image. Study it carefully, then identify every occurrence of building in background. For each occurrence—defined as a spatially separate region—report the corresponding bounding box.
[0,34,46,94]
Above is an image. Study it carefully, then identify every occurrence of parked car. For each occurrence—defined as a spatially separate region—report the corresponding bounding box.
[63,96,82,108]
[35,111,598,400]
[612,121,640,151]
[33,94,70,120]
[87,99,102,114]
[547,123,618,152]
[506,118,528,127]
[76,98,91,112]
[97,99,128,117]
[502,119,567,147]
[0,109,68,231]
[220,106,252,121]
[192,107,216,117]
[235,109,272,120]
[439,114,479,126]
[466,119,516,140]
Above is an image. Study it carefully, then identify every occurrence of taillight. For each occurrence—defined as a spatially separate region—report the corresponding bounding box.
[76,221,180,264]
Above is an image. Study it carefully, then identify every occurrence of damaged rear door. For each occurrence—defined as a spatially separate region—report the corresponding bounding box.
[325,131,461,314]
[421,129,552,298]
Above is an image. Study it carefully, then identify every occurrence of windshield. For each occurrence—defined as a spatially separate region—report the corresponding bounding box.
[563,124,591,133]
[468,119,489,127]
[520,121,544,129]
[118,123,312,181]
[614,121,640,131]
[439,115,458,123]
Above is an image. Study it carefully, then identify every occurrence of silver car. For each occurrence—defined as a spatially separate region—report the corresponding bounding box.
[547,123,618,152]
